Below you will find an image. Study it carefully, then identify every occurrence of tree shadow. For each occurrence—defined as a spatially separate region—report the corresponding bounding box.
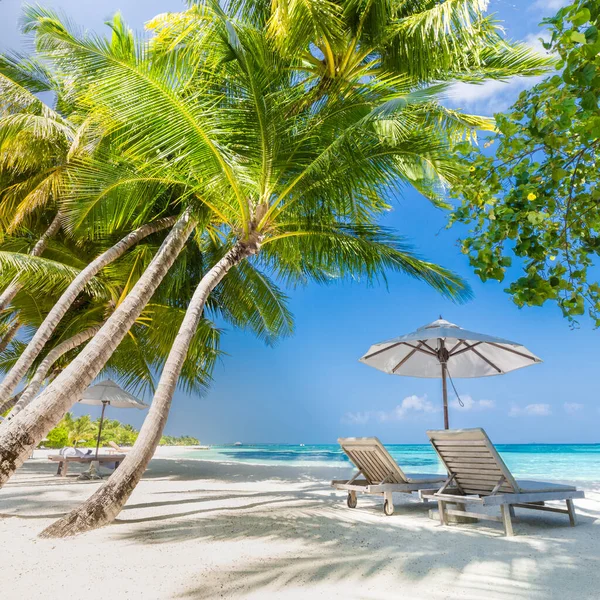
[113,489,598,600]
[4,458,599,600]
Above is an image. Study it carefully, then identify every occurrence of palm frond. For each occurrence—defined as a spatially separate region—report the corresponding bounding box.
[0,251,111,300]
[262,222,471,302]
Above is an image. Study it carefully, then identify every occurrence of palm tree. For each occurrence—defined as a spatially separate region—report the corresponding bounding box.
[0,52,78,313]
[8,324,104,417]
[228,0,553,89]
[0,20,194,406]
[33,6,495,535]
[0,207,197,486]
[3,0,521,496]
[0,0,483,493]
[0,215,177,412]
[67,415,96,447]
[1,223,291,418]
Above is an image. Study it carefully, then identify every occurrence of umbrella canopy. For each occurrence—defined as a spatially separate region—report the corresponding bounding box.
[359,318,541,428]
[79,379,149,409]
[78,379,148,457]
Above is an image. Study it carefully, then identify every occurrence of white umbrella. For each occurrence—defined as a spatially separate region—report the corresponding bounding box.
[359,318,542,429]
[78,379,148,457]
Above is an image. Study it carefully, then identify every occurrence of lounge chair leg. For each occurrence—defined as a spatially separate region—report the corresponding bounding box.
[438,500,448,526]
[566,499,577,526]
[501,504,514,537]
[383,492,394,516]
[509,505,515,518]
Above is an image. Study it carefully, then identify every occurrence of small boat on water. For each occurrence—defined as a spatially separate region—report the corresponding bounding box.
[234,441,242,446]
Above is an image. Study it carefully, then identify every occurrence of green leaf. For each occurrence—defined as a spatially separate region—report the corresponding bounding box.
[571,9,590,27]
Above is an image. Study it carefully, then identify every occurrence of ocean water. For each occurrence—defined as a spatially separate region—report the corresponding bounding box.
[174,443,600,483]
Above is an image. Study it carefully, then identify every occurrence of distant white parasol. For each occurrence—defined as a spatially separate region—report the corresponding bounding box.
[79,379,148,457]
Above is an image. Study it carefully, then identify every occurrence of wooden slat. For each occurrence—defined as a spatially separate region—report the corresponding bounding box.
[366,450,389,483]
[455,474,508,484]
[511,503,568,514]
[456,486,513,495]
[446,461,499,470]
[443,454,497,462]
[440,449,495,454]
[445,509,503,523]
[346,450,370,483]
[344,442,406,485]
[357,449,386,483]
[449,467,503,476]
[438,449,495,455]
[455,476,509,486]
[438,453,495,461]
[438,453,494,462]
[353,450,376,482]
[434,441,489,447]
[458,484,514,494]
[371,453,390,483]
[454,471,505,480]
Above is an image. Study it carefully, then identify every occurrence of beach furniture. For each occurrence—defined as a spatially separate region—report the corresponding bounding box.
[108,441,129,453]
[422,428,584,536]
[359,318,541,430]
[331,437,446,515]
[49,453,125,477]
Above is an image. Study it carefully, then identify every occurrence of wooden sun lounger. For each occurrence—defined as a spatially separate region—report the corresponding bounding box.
[108,441,129,454]
[421,428,585,536]
[331,437,446,515]
[48,454,126,477]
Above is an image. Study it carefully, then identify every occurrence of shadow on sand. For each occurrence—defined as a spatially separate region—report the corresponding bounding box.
[3,457,599,600]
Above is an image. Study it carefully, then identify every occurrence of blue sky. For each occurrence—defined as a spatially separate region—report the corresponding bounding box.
[3,0,597,444]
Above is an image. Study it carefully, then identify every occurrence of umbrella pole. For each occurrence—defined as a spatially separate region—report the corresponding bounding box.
[94,401,108,459]
[441,363,449,430]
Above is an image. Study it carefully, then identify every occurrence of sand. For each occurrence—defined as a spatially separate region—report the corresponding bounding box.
[1,448,599,599]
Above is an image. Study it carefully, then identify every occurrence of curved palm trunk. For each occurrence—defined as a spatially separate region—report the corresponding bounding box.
[0,212,62,312]
[0,320,20,355]
[0,210,195,487]
[8,324,103,419]
[41,240,255,537]
[0,216,176,412]
[0,391,23,415]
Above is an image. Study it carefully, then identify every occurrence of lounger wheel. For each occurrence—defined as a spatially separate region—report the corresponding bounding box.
[347,492,357,508]
[383,499,394,516]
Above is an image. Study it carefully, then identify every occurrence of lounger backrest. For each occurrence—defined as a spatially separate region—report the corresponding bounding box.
[108,441,122,452]
[427,428,519,495]
[338,437,407,484]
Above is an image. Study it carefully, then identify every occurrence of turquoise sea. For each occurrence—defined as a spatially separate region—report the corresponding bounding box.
[175,443,600,483]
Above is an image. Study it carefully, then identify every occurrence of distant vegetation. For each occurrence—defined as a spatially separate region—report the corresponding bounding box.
[42,413,199,449]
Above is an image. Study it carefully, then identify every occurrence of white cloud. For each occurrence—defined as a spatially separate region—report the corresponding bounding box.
[450,395,495,411]
[530,0,569,13]
[448,76,545,116]
[509,403,552,417]
[446,29,554,117]
[341,394,439,424]
[393,394,437,419]
[479,399,496,410]
[342,411,371,425]
[564,402,584,414]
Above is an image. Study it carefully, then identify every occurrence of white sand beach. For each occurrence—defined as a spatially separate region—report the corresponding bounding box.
[1,449,599,600]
